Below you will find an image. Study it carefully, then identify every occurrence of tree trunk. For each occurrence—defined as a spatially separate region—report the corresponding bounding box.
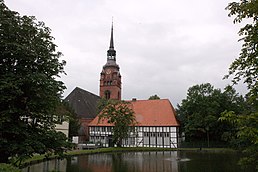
[117,138,122,147]
[207,131,210,148]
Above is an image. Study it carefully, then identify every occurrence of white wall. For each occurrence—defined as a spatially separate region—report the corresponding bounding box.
[89,126,179,148]
[55,121,69,138]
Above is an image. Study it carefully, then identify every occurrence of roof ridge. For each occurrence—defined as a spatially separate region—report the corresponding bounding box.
[126,99,169,102]
[73,87,100,98]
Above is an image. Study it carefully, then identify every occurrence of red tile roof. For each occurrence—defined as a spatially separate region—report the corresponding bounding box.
[89,99,180,127]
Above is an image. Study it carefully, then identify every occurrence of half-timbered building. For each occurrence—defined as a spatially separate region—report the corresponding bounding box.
[89,99,180,148]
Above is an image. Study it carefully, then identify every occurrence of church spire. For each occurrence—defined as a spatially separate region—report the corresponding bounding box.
[109,21,114,50]
[107,21,116,61]
[100,21,121,100]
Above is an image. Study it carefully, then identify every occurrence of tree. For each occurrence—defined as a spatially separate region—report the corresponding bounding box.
[0,1,72,164]
[98,100,136,147]
[97,98,110,114]
[56,101,81,140]
[148,95,160,100]
[220,0,258,169]
[220,111,258,168]
[224,0,258,103]
[177,83,246,146]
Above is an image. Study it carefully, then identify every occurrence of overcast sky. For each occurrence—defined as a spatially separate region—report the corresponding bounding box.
[6,0,246,106]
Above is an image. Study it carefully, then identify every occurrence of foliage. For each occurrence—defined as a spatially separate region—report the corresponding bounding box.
[0,1,72,164]
[177,83,246,146]
[56,101,81,139]
[0,163,21,172]
[224,0,258,103]
[97,98,110,114]
[220,111,258,169]
[221,0,258,169]
[148,95,160,100]
[98,100,136,147]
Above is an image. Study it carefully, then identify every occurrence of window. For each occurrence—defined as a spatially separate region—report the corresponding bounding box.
[105,90,111,99]
[130,137,135,145]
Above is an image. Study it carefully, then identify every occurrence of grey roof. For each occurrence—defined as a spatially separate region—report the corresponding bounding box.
[64,87,100,119]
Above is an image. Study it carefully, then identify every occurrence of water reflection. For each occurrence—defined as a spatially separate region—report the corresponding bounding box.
[66,152,179,172]
[22,151,246,172]
[23,158,67,172]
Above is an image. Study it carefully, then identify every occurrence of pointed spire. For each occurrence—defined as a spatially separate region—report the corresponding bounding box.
[109,20,114,50]
[107,19,116,61]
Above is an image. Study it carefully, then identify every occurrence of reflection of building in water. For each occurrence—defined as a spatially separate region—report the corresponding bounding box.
[22,152,178,172]
[141,151,178,172]
[77,152,178,172]
[21,159,67,172]
[75,154,112,172]
[118,152,178,172]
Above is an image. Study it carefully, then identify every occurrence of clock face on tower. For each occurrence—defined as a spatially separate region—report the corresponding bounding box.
[106,69,111,74]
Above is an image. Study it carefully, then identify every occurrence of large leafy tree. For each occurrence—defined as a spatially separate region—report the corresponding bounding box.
[177,83,246,146]
[0,1,71,164]
[98,100,136,147]
[224,0,258,102]
[56,101,81,140]
[220,0,258,168]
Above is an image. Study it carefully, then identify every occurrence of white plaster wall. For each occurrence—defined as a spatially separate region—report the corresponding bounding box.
[55,121,69,138]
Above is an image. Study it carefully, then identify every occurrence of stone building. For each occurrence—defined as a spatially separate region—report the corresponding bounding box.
[66,23,180,146]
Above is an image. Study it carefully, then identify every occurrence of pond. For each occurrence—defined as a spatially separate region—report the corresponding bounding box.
[22,151,251,172]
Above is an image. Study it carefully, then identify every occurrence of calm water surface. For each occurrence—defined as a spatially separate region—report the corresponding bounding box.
[22,151,251,172]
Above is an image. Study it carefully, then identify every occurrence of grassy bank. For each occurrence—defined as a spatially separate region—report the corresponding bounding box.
[21,147,235,168]
[0,163,22,172]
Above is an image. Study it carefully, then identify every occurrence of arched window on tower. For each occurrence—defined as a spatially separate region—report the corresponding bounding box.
[105,90,111,99]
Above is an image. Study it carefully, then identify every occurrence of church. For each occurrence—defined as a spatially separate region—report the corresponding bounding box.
[65,23,180,148]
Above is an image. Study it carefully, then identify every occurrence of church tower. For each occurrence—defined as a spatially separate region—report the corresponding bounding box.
[99,23,121,100]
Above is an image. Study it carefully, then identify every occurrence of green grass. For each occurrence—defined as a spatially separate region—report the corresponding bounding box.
[0,163,22,172]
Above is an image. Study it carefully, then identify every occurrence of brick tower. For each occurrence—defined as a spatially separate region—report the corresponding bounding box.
[99,23,121,100]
